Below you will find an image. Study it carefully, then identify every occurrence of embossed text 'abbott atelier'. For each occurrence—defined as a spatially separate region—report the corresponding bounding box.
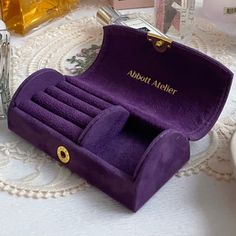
[127,70,178,95]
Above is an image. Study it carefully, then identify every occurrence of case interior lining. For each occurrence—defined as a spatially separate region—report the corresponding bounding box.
[79,107,162,176]
[74,25,233,141]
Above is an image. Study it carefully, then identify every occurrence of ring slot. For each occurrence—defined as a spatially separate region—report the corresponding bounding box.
[18,100,83,141]
[45,86,101,117]
[57,81,111,110]
[32,91,92,127]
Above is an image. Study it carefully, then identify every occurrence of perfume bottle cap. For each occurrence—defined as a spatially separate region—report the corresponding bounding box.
[97,6,129,25]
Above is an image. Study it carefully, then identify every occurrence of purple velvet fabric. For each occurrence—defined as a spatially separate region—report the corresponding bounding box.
[8,25,233,211]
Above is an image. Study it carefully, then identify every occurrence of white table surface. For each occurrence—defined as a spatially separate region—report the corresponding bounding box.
[1,1,236,236]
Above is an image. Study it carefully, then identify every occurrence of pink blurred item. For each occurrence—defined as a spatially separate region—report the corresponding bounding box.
[155,0,195,41]
[202,0,236,23]
[109,0,154,9]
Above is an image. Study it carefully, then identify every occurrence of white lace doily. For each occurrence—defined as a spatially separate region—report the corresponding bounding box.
[1,13,235,199]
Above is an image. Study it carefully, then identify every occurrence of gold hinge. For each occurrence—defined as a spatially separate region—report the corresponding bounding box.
[147,32,173,53]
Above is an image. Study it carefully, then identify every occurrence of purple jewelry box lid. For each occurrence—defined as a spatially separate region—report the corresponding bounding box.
[75,25,233,141]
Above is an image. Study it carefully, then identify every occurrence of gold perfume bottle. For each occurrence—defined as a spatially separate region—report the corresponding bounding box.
[0,0,79,34]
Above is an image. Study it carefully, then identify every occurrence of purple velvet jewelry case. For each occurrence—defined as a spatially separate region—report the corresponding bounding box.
[8,25,233,211]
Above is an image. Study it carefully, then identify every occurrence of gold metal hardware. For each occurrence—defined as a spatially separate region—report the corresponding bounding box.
[147,32,173,53]
[96,8,111,26]
[57,146,70,164]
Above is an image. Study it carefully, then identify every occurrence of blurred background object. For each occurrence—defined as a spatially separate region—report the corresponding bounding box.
[0,0,80,34]
[202,0,236,23]
[155,0,195,41]
[0,20,10,119]
[110,0,154,10]
[231,131,236,178]
[97,6,168,37]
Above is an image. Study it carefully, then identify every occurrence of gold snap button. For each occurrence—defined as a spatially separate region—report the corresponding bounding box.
[155,40,164,47]
[57,146,70,164]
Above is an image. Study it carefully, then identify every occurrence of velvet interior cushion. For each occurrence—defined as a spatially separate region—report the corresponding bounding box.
[17,77,114,142]
[79,105,161,176]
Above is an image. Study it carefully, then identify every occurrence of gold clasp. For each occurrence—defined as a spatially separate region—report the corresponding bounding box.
[147,32,173,53]
[57,146,70,164]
